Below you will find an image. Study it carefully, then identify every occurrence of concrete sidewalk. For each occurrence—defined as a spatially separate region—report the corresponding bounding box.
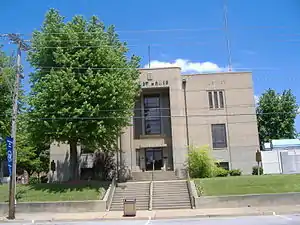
[1,206,300,223]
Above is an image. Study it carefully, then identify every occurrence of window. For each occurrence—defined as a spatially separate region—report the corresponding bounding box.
[136,150,140,166]
[143,94,161,134]
[211,124,227,149]
[207,90,225,109]
[208,92,213,109]
[218,162,229,170]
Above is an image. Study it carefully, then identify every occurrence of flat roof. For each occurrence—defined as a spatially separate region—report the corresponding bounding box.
[138,67,252,75]
[139,67,181,71]
[183,71,252,77]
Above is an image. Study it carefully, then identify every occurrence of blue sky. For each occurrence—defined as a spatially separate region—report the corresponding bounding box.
[1,0,300,130]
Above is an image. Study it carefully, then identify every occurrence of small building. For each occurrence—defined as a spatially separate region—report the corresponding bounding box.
[262,139,300,174]
[50,67,259,181]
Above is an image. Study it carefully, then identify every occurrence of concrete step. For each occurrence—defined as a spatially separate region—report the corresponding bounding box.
[152,205,191,210]
[152,192,189,196]
[151,180,191,210]
[131,171,179,181]
[110,182,150,211]
[153,197,189,200]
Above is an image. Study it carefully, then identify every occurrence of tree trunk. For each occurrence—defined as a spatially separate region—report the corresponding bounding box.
[69,140,79,181]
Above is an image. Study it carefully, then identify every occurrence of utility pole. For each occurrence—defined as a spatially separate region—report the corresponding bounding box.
[5,34,30,220]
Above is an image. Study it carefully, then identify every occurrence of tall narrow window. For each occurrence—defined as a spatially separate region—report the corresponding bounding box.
[144,94,161,135]
[207,90,225,109]
[219,91,224,108]
[211,124,227,149]
[213,91,219,108]
[136,150,140,166]
[208,92,213,109]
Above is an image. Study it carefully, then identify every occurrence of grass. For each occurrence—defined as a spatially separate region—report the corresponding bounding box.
[194,174,300,196]
[0,181,109,202]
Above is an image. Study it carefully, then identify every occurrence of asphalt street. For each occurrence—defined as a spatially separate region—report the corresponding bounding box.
[2,214,300,225]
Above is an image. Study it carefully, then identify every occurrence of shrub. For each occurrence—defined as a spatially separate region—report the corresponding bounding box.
[252,166,263,175]
[187,145,219,178]
[229,169,242,176]
[214,167,229,177]
[29,177,40,184]
[40,175,48,183]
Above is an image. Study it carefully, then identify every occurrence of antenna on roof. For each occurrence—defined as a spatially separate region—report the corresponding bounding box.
[148,45,151,68]
[223,0,233,72]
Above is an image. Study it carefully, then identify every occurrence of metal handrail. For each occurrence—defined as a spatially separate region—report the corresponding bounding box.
[106,175,117,211]
[149,181,153,211]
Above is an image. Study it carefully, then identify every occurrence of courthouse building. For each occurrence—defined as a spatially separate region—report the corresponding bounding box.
[50,67,260,180]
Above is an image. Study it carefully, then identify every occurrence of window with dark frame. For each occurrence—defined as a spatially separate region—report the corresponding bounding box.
[136,150,140,166]
[218,162,229,170]
[208,92,213,109]
[213,91,219,108]
[143,94,161,135]
[219,91,224,108]
[211,124,227,149]
[207,90,225,109]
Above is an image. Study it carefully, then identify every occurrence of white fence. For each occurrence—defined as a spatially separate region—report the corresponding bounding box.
[261,149,300,174]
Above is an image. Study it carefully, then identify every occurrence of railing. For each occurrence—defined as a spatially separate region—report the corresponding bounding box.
[152,159,155,181]
[186,170,196,209]
[105,176,117,211]
[149,181,153,211]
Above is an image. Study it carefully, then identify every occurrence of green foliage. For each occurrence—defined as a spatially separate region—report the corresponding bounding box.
[214,167,229,177]
[256,89,298,146]
[93,151,116,181]
[15,115,50,176]
[229,169,242,176]
[28,177,40,185]
[187,145,219,178]
[252,166,264,175]
[27,9,141,179]
[0,48,15,150]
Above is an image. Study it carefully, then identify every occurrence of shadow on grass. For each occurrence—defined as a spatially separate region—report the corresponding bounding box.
[27,180,110,194]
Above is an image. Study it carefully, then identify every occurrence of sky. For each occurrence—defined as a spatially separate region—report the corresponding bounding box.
[1,0,300,129]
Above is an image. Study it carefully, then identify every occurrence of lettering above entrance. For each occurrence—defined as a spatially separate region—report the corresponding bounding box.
[141,80,169,88]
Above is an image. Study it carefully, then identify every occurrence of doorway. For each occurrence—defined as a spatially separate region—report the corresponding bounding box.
[145,148,163,171]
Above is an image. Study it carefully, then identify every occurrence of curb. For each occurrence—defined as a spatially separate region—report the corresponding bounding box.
[152,211,275,220]
[0,211,276,223]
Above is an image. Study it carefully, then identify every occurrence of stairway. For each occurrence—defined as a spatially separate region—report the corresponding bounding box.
[152,180,192,210]
[131,171,180,181]
[110,182,150,211]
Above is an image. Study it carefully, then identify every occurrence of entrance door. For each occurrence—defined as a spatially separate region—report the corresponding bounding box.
[145,148,163,171]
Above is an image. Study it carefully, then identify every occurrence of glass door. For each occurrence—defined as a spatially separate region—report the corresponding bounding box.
[145,148,163,171]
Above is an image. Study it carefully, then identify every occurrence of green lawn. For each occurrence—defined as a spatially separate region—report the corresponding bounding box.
[194,174,300,196]
[0,181,109,202]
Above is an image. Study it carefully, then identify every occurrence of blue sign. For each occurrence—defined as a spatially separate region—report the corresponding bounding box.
[5,137,13,177]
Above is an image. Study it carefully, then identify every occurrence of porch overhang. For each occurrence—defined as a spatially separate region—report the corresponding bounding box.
[134,135,168,149]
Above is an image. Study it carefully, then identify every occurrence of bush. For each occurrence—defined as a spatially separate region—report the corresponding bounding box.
[252,166,263,175]
[229,169,242,176]
[187,145,219,178]
[29,177,40,184]
[214,167,229,177]
[41,175,48,183]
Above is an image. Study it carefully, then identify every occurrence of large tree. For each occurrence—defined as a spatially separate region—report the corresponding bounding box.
[27,9,141,180]
[0,48,15,142]
[256,89,298,146]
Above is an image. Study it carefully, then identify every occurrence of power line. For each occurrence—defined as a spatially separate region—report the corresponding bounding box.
[0,104,256,117]
[0,26,296,37]
[2,111,297,121]
[25,65,284,72]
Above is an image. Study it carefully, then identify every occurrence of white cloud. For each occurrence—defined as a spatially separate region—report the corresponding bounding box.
[144,59,226,73]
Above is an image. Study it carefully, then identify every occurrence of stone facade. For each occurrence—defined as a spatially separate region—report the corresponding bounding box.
[50,67,259,181]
